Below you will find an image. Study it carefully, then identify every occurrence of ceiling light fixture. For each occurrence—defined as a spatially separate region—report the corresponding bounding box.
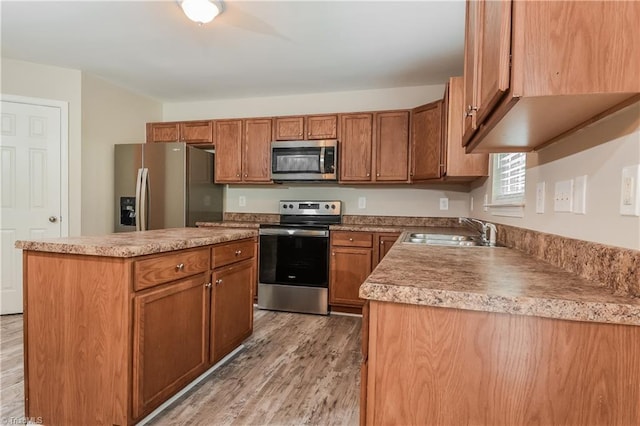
[180,0,223,25]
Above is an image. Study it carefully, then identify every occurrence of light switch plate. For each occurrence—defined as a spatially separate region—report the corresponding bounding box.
[439,198,449,210]
[620,165,640,216]
[572,175,587,214]
[554,180,573,212]
[358,196,366,209]
[536,182,545,214]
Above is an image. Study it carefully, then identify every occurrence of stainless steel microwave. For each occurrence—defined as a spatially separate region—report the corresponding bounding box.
[271,140,338,182]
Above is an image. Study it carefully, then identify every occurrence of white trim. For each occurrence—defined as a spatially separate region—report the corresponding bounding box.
[1,94,69,237]
[136,344,245,426]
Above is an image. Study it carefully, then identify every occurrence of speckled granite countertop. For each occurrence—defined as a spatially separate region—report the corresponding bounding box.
[197,221,261,229]
[360,232,640,326]
[330,224,476,234]
[15,228,257,258]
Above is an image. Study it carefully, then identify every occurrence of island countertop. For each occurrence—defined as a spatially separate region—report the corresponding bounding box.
[15,227,258,258]
[360,232,640,326]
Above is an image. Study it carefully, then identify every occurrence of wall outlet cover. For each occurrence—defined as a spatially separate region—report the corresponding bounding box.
[238,195,246,207]
[358,196,366,209]
[572,175,587,215]
[439,198,449,210]
[554,179,573,212]
[536,182,545,214]
[620,165,640,216]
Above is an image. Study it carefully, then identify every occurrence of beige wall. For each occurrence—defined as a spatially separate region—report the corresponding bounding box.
[163,84,473,217]
[1,58,83,235]
[81,73,162,235]
[470,103,640,250]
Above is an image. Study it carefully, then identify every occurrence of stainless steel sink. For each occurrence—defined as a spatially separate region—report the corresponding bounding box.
[403,232,494,247]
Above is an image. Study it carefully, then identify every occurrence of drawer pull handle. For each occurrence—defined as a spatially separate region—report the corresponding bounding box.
[176,263,185,271]
[235,250,242,256]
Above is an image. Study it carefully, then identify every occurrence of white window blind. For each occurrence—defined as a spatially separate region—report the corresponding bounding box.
[492,153,526,204]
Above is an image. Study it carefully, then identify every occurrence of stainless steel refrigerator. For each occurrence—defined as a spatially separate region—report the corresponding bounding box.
[114,142,223,232]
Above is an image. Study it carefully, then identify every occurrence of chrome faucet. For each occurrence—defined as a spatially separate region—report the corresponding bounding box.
[458,217,497,246]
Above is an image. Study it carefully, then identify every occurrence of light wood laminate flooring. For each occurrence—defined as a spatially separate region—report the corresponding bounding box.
[0,309,361,425]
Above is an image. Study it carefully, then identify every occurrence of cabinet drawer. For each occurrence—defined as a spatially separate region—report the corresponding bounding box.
[134,248,210,291]
[332,231,373,248]
[212,239,256,268]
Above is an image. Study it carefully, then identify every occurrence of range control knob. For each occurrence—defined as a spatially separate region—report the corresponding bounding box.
[331,204,336,210]
[289,204,294,209]
[325,204,330,209]
[283,204,288,209]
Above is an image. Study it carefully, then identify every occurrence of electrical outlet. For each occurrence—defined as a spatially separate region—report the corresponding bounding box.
[554,180,573,212]
[439,198,449,210]
[536,182,545,214]
[358,197,366,209]
[572,175,587,215]
[620,165,640,216]
[239,196,246,207]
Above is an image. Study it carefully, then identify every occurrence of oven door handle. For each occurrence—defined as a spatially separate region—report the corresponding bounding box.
[259,228,329,237]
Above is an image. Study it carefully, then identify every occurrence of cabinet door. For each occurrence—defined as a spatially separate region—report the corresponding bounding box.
[445,77,489,178]
[375,233,400,265]
[462,0,479,145]
[214,120,243,183]
[329,246,372,307]
[146,122,180,143]
[243,118,272,182]
[275,116,304,140]
[411,100,443,181]
[180,120,213,144]
[307,115,338,139]
[375,111,410,182]
[132,274,209,419]
[339,114,374,182]
[210,259,255,364]
[475,0,511,125]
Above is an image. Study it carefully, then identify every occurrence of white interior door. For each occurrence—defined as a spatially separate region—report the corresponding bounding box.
[1,98,65,314]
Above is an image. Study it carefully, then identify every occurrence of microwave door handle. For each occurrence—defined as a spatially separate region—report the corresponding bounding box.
[319,147,325,172]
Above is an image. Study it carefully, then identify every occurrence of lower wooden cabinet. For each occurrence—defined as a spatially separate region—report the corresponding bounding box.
[22,238,257,425]
[132,274,209,419]
[211,258,255,364]
[329,231,400,310]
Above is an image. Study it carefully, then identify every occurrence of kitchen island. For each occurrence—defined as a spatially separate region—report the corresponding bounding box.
[359,232,640,426]
[16,227,258,426]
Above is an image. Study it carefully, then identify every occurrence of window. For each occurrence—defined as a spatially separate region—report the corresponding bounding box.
[492,153,526,204]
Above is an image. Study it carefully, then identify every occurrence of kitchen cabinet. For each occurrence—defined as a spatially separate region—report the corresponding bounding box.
[411,100,443,181]
[214,119,272,183]
[443,77,489,178]
[329,231,399,310]
[375,111,410,182]
[339,114,374,182]
[132,274,209,419]
[361,301,640,425]
[462,0,640,152]
[274,114,338,140]
[340,112,410,183]
[146,120,213,144]
[22,237,257,425]
[210,240,256,364]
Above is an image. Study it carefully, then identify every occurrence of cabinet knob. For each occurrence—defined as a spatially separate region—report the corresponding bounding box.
[235,249,242,256]
[205,282,212,288]
[244,174,248,178]
[381,241,385,245]
[376,173,380,177]
[216,279,222,285]
[176,263,184,271]
[332,252,335,256]
[366,173,370,177]
[307,132,311,136]
[236,173,240,177]
[349,238,353,242]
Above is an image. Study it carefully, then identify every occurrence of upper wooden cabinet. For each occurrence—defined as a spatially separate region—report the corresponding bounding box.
[146,120,213,144]
[214,118,272,183]
[339,111,410,183]
[443,77,489,179]
[463,0,640,152]
[411,100,443,181]
[339,113,374,182]
[273,114,338,140]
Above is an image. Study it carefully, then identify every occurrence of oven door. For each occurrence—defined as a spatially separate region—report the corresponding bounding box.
[259,228,329,287]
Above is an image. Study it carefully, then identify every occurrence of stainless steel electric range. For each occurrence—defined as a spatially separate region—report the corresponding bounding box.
[258,200,342,315]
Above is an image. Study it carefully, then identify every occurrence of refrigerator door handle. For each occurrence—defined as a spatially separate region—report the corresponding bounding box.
[134,168,144,231]
[140,168,149,231]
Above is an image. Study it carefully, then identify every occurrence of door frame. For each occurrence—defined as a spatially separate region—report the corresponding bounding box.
[1,94,69,237]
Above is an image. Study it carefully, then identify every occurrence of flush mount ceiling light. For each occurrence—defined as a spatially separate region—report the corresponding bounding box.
[180,0,223,24]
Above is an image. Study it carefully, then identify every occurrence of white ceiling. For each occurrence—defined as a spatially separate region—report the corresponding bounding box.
[1,1,465,102]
